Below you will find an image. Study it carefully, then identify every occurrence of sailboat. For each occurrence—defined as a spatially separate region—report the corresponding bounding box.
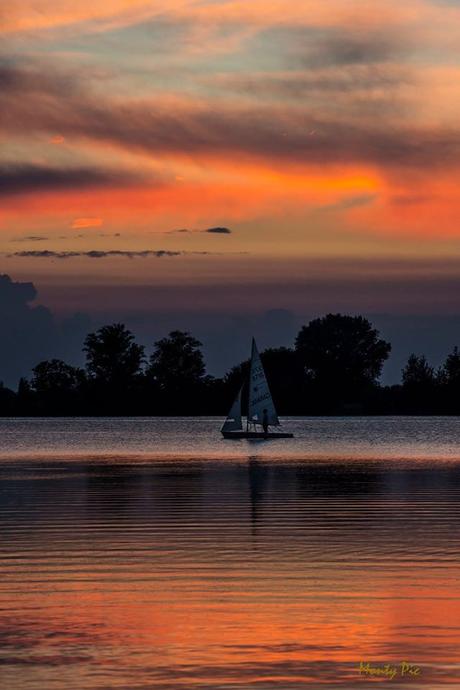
[221,338,294,439]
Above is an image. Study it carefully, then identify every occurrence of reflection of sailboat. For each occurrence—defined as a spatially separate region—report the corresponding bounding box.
[221,338,294,439]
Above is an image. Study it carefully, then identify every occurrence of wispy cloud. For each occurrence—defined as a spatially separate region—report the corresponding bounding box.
[8,249,231,259]
[11,234,108,243]
[57,233,122,239]
[2,63,459,173]
[10,235,49,242]
[320,194,377,212]
[3,0,457,38]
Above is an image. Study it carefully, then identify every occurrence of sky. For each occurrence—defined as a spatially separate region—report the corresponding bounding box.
[2,0,460,387]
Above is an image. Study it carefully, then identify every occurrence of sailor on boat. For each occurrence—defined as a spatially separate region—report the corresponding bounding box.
[262,409,269,437]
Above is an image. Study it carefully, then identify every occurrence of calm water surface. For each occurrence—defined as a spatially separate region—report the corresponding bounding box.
[0,417,459,689]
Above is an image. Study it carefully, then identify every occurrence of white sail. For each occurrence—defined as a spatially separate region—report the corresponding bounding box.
[248,339,279,426]
[221,386,243,432]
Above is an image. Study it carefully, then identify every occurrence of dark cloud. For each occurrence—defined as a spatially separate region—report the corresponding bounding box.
[304,34,404,67]
[205,226,231,234]
[162,227,231,234]
[10,236,49,242]
[36,256,460,317]
[0,62,79,97]
[2,62,460,172]
[0,164,146,198]
[9,249,218,259]
[269,23,410,69]
[55,233,122,240]
[215,68,402,93]
[0,274,90,389]
[1,253,458,388]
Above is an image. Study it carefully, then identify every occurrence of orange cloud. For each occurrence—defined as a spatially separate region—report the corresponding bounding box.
[71,217,103,229]
[0,163,380,230]
[344,172,460,239]
[3,0,460,37]
[3,0,460,251]
[1,0,160,34]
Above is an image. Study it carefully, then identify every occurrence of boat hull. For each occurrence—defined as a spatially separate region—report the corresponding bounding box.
[222,430,294,439]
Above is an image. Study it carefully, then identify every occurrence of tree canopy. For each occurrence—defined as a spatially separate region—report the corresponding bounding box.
[402,354,435,388]
[30,359,84,414]
[31,359,83,395]
[295,314,391,407]
[148,330,206,391]
[84,323,144,385]
[3,312,460,416]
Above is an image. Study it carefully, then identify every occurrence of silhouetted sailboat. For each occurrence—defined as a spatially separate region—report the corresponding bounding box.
[221,338,294,439]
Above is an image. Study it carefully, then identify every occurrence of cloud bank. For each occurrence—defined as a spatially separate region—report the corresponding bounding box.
[9,249,228,259]
[2,62,459,177]
[0,274,90,389]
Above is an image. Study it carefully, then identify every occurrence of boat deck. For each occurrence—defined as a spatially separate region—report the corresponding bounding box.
[222,431,294,439]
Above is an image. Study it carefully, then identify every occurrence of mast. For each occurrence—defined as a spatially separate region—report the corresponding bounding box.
[247,338,280,428]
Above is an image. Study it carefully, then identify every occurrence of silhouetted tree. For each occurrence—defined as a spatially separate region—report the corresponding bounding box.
[401,354,438,413]
[84,324,144,383]
[8,312,460,416]
[148,331,206,390]
[147,331,210,413]
[84,324,145,413]
[261,347,309,413]
[442,347,460,385]
[402,354,435,388]
[32,359,84,393]
[295,314,391,411]
[16,376,34,415]
[30,359,85,414]
[0,381,16,415]
[434,346,460,413]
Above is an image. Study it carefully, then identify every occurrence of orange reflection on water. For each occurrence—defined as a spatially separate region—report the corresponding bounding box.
[1,455,460,688]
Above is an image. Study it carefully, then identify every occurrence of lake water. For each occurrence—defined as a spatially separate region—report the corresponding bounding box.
[0,417,459,689]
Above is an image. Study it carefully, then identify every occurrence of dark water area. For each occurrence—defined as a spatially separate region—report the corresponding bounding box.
[0,418,459,689]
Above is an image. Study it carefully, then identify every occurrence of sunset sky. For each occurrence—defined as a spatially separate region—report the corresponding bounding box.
[2,0,460,384]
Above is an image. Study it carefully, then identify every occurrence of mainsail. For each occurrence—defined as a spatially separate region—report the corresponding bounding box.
[221,386,243,433]
[248,339,279,426]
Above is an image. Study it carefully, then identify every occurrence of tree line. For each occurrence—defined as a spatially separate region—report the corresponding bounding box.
[1,313,460,416]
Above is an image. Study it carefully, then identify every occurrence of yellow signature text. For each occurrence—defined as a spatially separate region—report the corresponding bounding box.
[359,661,421,680]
